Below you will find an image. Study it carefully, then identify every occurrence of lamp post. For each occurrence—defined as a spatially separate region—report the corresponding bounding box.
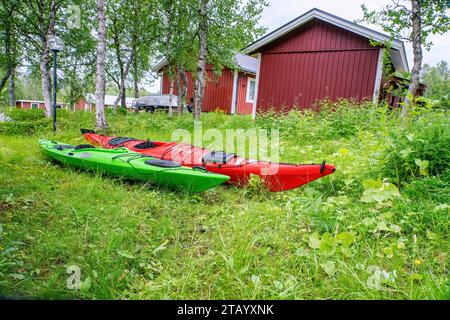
[48,36,64,132]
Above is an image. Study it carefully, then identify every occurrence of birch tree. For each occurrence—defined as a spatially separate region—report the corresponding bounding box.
[95,0,108,129]
[0,0,17,100]
[3,0,62,116]
[58,1,97,110]
[362,0,450,115]
[155,0,196,116]
[191,0,267,120]
[106,0,156,110]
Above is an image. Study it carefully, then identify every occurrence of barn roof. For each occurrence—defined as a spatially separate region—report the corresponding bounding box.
[152,53,257,74]
[244,8,409,73]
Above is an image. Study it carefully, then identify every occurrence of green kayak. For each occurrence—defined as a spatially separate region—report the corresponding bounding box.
[39,139,229,193]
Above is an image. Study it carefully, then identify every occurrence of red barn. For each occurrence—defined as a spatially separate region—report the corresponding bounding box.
[244,8,409,117]
[154,9,409,118]
[154,53,257,115]
[15,100,66,110]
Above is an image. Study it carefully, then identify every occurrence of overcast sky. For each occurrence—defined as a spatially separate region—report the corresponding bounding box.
[150,1,450,92]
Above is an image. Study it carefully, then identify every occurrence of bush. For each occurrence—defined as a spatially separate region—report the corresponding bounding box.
[0,119,51,135]
[381,111,450,183]
[6,108,45,121]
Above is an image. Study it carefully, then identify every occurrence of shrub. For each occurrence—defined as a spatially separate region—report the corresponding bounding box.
[6,108,45,121]
[0,119,51,135]
[381,111,450,183]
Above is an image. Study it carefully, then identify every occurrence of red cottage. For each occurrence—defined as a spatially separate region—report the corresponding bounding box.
[154,53,258,115]
[15,99,66,110]
[244,8,409,117]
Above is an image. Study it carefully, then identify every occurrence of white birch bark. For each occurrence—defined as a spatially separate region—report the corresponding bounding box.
[95,0,108,129]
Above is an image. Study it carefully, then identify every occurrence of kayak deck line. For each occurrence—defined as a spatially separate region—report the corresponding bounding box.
[39,139,230,193]
[81,130,336,192]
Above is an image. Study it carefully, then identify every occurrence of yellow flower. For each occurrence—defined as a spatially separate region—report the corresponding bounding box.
[414,259,423,266]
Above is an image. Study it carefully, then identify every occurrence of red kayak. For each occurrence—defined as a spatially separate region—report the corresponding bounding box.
[81,129,335,192]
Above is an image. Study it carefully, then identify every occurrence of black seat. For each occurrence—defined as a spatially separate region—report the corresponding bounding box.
[55,144,74,151]
[133,141,155,149]
[145,159,181,168]
[202,151,236,164]
[74,144,95,150]
[108,137,136,146]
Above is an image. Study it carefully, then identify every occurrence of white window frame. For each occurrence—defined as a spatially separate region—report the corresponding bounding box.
[246,77,256,103]
[31,103,39,109]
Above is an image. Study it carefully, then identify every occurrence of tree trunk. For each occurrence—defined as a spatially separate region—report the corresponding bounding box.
[404,0,422,115]
[8,66,15,106]
[132,44,139,98]
[177,67,188,115]
[0,10,12,95]
[133,63,139,98]
[39,0,57,118]
[95,0,108,130]
[193,0,208,120]
[40,41,52,117]
[176,70,182,115]
[120,78,126,108]
[168,79,174,117]
[0,69,11,93]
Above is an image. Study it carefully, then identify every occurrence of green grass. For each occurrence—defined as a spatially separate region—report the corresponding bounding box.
[0,104,448,299]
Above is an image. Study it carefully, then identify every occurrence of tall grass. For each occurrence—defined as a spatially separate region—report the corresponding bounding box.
[0,102,448,299]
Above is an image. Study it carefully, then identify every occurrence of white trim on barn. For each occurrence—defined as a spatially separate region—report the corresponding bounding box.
[244,8,409,73]
[230,70,239,114]
[246,77,256,103]
[373,48,385,104]
[252,53,262,120]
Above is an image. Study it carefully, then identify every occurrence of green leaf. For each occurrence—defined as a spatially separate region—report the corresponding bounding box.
[336,232,356,247]
[415,159,429,175]
[390,224,401,233]
[410,274,423,281]
[399,147,412,158]
[375,221,390,232]
[273,280,283,290]
[251,274,260,286]
[10,273,26,280]
[80,276,91,291]
[117,250,135,259]
[320,261,336,276]
[340,246,352,258]
[426,230,437,240]
[406,133,414,142]
[318,233,336,256]
[361,179,400,203]
[153,240,169,253]
[308,232,321,249]
[433,204,450,212]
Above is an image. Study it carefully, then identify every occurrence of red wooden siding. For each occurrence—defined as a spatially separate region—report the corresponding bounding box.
[236,74,254,114]
[75,97,87,111]
[15,101,45,109]
[162,68,235,113]
[256,19,380,111]
[162,72,195,102]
